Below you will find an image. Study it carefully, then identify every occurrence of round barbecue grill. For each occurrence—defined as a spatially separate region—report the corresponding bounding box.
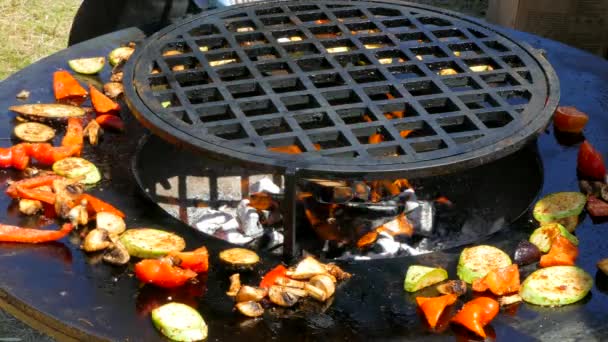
[124,0,559,179]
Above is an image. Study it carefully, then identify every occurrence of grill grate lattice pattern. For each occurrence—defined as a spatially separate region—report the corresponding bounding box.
[125,0,558,177]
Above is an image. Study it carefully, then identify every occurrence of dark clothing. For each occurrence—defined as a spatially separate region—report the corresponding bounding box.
[68,0,205,45]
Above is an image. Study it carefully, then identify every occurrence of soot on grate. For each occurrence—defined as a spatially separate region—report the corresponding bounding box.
[124,0,558,178]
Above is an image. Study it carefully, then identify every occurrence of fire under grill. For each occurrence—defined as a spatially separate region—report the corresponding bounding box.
[124,0,558,258]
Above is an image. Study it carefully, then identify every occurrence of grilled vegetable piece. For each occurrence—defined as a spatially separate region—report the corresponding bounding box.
[472,264,520,295]
[103,82,124,99]
[53,70,87,100]
[416,294,458,329]
[235,285,268,303]
[404,265,448,292]
[151,302,207,342]
[289,256,327,280]
[436,280,467,296]
[83,120,102,146]
[520,266,592,306]
[513,240,542,266]
[0,223,73,243]
[227,274,241,297]
[68,204,89,226]
[310,274,336,298]
[529,223,579,253]
[275,277,306,289]
[549,215,579,233]
[79,194,125,218]
[18,199,43,215]
[0,145,29,170]
[82,228,112,252]
[90,85,120,113]
[451,297,499,338]
[597,258,608,276]
[9,104,85,120]
[96,114,125,131]
[499,294,523,307]
[219,248,260,271]
[52,157,95,179]
[533,192,586,223]
[236,301,264,318]
[15,186,56,204]
[553,106,589,133]
[82,166,102,185]
[135,258,197,288]
[169,247,209,273]
[16,89,30,99]
[120,229,186,259]
[268,285,300,307]
[539,235,578,268]
[68,57,105,74]
[578,141,606,180]
[586,195,608,217]
[109,47,135,66]
[14,123,55,142]
[103,241,130,266]
[260,264,287,289]
[96,212,126,235]
[304,283,327,302]
[6,175,63,198]
[324,263,352,281]
[457,245,512,284]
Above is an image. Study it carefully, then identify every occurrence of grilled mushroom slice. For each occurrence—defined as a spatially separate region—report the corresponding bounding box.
[275,277,306,289]
[309,274,336,298]
[103,82,124,99]
[236,301,264,318]
[268,286,300,307]
[282,287,307,298]
[83,120,102,146]
[103,241,130,266]
[436,280,467,296]
[235,285,268,303]
[325,263,351,281]
[96,212,126,236]
[288,256,327,280]
[227,273,241,297]
[68,204,89,226]
[18,199,43,215]
[219,248,260,271]
[304,283,327,302]
[83,229,112,252]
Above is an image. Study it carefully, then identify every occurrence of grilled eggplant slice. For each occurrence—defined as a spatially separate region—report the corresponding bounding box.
[236,301,264,318]
[10,104,85,121]
[219,248,260,271]
[13,122,55,142]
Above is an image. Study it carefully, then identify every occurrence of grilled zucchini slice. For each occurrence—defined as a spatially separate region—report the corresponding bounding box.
[457,245,512,284]
[404,265,448,292]
[533,192,586,222]
[151,303,207,342]
[119,228,186,259]
[68,57,105,75]
[520,266,592,306]
[52,157,101,185]
[109,47,135,66]
[529,223,579,253]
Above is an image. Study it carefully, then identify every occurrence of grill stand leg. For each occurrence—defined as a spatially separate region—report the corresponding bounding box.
[282,168,299,261]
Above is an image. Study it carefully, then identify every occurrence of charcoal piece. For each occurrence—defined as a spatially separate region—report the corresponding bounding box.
[407,201,435,237]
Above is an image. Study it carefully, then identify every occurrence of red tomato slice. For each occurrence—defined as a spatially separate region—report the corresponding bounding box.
[578,141,606,180]
[553,106,589,133]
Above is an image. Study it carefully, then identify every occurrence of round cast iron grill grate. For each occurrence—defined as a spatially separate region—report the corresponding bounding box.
[124,0,559,178]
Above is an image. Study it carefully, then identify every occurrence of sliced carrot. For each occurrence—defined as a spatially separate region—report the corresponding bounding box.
[90,85,120,113]
[53,71,87,100]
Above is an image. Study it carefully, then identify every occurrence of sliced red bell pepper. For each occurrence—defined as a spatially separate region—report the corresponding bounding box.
[578,141,606,180]
[61,118,84,156]
[0,148,12,168]
[451,297,499,338]
[553,106,589,134]
[10,144,30,170]
[586,195,608,217]
[79,194,125,218]
[18,143,81,166]
[539,235,578,268]
[472,264,520,295]
[6,175,63,198]
[169,247,209,273]
[0,223,73,243]
[416,294,457,329]
[53,70,87,100]
[90,85,120,114]
[135,258,197,288]
[260,264,287,288]
[15,187,56,205]
[96,114,125,131]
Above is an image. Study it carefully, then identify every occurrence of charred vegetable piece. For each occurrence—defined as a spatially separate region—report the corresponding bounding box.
[260,264,287,288]
[236,301,264,318]
[135,258,197,288]
[457,245,512,284]
[96,212,126,235]
[13,123,55,142]
[103,82,124,99]
[586,195,608,217]
[472,264,520,296]
[235,285,268,303]
[533,192,586,223]
[597,258,608,276]
[539,235,578,268]
[513,240,541,266]
[404,265,448,292]
[268,285,300,307]
[325,263,351,281]
[0,223,73,243]
[83,228,112,252]
[290,256,327,280]
[96,114,125,131]
[548,215,579,233]
[169,247,209,273]
[529,223,578,253]
[6,175,63,198]
[553,106,589,133]
[151,302,207,342]
[416,294,457,329]
[15,186,56,204]
[90,85,120,113]
[9,104,85,120]
[227,274,241,297]
[109,47,135,66]
[68,57,105,75]
[16,90,30,100]
[436,280,467,296]
[103,241,130,266]
[451,297,499,338]
[520,266,592,306]
[68,204,89,226]
[578,141,606,180]
[120,228,186,259]
[219,248,260,271]
[274,277,306,289]
[53,70,87,100]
